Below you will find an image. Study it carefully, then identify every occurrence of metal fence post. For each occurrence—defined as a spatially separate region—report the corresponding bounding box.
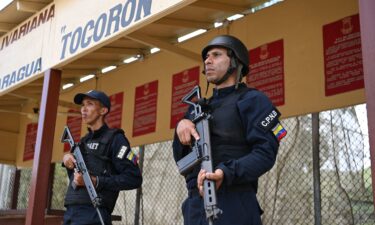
[359,0,375,209]
[11,169,20,209]
[312,113,322,225]
[134,145,145,225]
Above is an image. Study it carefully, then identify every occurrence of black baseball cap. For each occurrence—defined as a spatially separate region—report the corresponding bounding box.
[74,90,111,112]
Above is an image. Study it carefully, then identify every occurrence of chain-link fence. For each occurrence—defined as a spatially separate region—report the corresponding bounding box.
[258,104,374,225]
[0,164,16,209]
[0,104,374,225]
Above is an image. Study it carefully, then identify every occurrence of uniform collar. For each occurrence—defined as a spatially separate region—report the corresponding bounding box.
[212,82,246,98]
[87,124,109,138]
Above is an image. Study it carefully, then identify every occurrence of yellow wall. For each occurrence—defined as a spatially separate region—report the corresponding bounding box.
[0,107,21,164]
[0,129,18,164]
[228,0,363,117]
[7,0,363,167]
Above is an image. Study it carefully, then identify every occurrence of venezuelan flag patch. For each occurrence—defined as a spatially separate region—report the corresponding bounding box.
[126,149,138,165]
[272,123,287,141]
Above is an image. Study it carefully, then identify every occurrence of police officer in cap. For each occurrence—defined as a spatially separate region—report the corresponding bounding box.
[62,90,142,225]
[173,35,286,225]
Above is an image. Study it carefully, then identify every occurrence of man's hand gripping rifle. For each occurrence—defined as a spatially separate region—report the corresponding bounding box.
[176,86,222,224]
[61,126,105,225]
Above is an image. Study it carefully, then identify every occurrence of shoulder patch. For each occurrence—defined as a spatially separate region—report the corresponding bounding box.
[126,149,138,165]
[272,123,287,141]
[258,108,281,132]
[117,146,138,165]
[117,146,128,159]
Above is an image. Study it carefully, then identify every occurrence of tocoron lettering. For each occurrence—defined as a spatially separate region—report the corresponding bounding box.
[60,0,152,60]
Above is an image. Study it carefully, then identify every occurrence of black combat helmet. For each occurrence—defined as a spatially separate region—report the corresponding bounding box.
[201,35,249,75]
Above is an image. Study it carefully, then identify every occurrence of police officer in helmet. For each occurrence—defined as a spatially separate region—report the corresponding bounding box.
[173,35,286,225]
[62,90,142,225]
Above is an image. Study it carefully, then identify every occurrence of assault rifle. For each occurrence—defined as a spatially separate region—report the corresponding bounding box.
[176,86,222,225]
[61,126,105,225]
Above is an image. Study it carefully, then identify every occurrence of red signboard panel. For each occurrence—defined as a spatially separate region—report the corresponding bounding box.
[246,39,285,106]
[106,92,124,129]
[323,14,363,96]
[23,123,38,161]
[170,66,200,128]
[64,109,82,152]
[133,80,158,137]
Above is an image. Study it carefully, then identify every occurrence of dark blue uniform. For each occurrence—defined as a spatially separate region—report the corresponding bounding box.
[63,124,142,225]
[173,83,286,225]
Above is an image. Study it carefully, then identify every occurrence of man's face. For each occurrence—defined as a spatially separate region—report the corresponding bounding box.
[204,47,230,84]
[80,97,105,126]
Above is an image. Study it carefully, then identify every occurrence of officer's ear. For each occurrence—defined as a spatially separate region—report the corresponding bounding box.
[100,107,109,116]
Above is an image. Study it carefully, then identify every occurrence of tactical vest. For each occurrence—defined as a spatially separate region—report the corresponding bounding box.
[64,128,123,212]
[209,85,250,167]
[185,85,257,190]
[209,85,258,192]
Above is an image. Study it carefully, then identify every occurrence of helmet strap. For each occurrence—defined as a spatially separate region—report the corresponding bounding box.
[235,64,243,89]
[205,80,210,95]
[214,56,237,86]
[205,62,243,93]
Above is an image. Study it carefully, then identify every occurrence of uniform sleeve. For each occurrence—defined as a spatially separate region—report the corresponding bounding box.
[216,91,281,186]
[96,133,142,191]
[172,129,192,163]
[172,106,194,163]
